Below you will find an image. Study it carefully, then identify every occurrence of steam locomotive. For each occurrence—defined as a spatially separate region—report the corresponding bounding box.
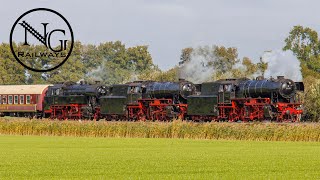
[43,81,108,119]
[0,76,304,122]
[99,80,196,120]
[187,76,304,122]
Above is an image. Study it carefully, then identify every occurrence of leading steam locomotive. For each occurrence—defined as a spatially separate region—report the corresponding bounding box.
[0,76,304,122]
[188,76,304,122]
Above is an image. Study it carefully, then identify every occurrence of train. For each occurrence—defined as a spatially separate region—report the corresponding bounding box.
[0,76,304,122]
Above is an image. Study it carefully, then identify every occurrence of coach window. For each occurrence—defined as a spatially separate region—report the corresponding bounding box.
[26,95,30,104]
[20,95,24,104]
[2,95,7,104]
[14,95,18,104]
[8,95,13,104]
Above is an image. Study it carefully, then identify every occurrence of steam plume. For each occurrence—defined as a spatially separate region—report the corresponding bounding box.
[262,50,302,81]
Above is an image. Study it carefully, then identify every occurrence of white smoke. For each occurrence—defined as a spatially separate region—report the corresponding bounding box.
[85,61,138,84]
[179,51,216,83]
[262,50,302,81]
[85,64,104,82]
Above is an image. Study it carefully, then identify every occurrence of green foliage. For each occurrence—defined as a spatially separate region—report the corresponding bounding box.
[138,66,179,82]
[227,57,260,79]
[85,41,156,85]
[283,25,319,61]
[179,45,263,82]
[179,47,193,64]
[283,25,320,120]
[0,43,26,84]
[213,46,239,73]
[257,57,268,77]
[283,25,320,77]
[127,46,153,72]
[0,41,156,85]
[302,76,320,121]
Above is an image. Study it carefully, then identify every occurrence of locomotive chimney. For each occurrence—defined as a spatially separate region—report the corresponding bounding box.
[256,76,264,80]
[277,76,284,80]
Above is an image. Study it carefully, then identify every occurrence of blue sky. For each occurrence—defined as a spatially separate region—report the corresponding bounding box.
[1,0,319,70]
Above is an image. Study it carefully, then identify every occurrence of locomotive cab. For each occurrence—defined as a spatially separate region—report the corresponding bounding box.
[218,83,236,104]
[127,83,143,105]
[201,79,241,104]
[126,81,153,104]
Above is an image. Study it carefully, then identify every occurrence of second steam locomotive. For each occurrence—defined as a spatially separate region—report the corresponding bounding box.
[0,76,304,122]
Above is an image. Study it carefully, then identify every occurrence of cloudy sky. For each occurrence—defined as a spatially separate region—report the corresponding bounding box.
[1,0,319,70]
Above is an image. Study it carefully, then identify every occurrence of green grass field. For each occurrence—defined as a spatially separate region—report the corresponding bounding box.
[0,136,320,179]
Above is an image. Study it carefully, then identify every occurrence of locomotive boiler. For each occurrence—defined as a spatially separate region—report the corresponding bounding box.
[236,76,303,101]
[145,80,196,104]
[62,82,108,97]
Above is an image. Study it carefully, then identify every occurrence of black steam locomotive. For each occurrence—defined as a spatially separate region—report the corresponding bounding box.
[188,76,304,121]
[43,81,107,119]
[42,76,304,122]
[99,80,196,120]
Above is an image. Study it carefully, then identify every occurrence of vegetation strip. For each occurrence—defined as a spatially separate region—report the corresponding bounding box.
[0,118,320,141]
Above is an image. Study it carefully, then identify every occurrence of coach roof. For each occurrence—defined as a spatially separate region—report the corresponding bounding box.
[0,85,51,95]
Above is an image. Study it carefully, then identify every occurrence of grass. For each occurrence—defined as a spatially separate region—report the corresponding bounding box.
[0,135,320,179]
[1,118,320,141]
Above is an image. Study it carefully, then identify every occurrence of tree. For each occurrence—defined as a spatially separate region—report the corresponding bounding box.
[0,43,26,84]
[283,25,320,121]
[46,41,86,83]
[283,25,320,78]
[213,46,239,74]
[283,25,319,61]
[303,76,320,121]
[85,41,157,84]
[256,57,268,77]
[179,47,193,65]
[98,41,128,69]
[127,45,154,72]
[179,45,258,82]
[81,44,103,72]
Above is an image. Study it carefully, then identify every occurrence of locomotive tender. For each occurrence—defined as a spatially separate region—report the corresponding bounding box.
[0,76,304,122]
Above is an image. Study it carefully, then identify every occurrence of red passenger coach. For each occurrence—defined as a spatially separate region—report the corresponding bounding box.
[0,85,50,118]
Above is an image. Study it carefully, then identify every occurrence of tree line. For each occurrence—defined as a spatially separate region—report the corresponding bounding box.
[0,41,159,85]
[1,25,320,120]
